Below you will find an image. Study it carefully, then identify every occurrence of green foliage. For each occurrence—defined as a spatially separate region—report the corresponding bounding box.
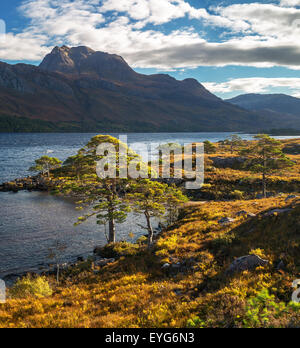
[204,140,217,154]
[0,114,80,133]
[158,143,183,157]
[242,135,294,175]
[243,289,300,328]
[29,156,62,177]
[241,134,295,197]
[127,180,188,247]
[187,316,206,328]
[63,153,93,180]
[225,134,244,153]
[9,276,53,299]
[60,135,150,244]
[230,190,244,200]
[96,242,140,258]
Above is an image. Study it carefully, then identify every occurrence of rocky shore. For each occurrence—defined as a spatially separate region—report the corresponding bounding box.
[0,176,58,192]
[2,252,117,286]
[0,175,188,193]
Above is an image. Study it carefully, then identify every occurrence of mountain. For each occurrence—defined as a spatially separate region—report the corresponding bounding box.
[1,46,300,132]
[226,94,300,129]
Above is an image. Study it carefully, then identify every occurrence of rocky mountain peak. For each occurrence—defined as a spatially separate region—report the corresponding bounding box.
[39,45,136,80]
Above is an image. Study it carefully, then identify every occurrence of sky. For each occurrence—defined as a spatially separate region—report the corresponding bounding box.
[0,0,300,99]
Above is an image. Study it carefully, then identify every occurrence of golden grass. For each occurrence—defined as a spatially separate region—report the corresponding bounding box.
[0,139,299,328]
[1,195,299,328]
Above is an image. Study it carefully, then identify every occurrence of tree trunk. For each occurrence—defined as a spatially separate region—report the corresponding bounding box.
[262,173,267,198]
[108,217,116,243]
[108,182,117,244]
[56,264,60,284]
[145,212,154,248]
[262,149,267,198]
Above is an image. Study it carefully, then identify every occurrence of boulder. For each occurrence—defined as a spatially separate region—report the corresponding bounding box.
[218,217,235,225]
[162,263,171,269]
[227,255,269,274]
[236,211,256,218]
[247,213,257,218]
[94,258,115,267]
[285,195,298,202]
[276,260,286,271]
[265,208,293,217]
[209,156,246,169]
[283,144,300,155]
[93,246,102,255]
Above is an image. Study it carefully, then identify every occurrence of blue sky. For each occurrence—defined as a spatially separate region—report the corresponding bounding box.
[1,0,300,98]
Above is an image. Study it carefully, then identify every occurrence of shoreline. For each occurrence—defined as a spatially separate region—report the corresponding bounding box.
[0,175,54,193]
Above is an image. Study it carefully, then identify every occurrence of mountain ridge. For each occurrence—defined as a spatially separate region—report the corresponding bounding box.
[226,93,300,118]
[1,46,300,132]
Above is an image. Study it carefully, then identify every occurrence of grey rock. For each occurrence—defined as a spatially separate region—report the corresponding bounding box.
[285,195,298,202]
[171,263,181,269]
[93,246,102,255]
[265,208,293,217]
[94,258,115,267]
[248,213,257,217]
[227,255,269,274]
[162,263,171,269]
[236,211,256,218]
[218,217,236,225]
[209,156,246,169]
[276,260,286,271]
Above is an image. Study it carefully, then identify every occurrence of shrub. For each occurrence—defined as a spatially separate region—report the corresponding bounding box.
[204,140,217,154]
[136,236,148,246]
[98,242,140,258]
[231,190,244,200]
[242,289,300,328]
[9,276,53,299]
[187,316,206,328]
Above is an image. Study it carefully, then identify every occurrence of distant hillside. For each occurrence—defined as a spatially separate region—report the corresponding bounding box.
[1,47,300,132]
[227,94,300,128]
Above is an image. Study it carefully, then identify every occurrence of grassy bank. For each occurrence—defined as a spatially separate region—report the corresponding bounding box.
[0,196,299,328]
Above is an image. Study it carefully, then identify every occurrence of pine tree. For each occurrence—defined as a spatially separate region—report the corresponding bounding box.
[126,180,188,248]
[60,135,149,244]
[226,135,244,154]
[29,156,62,177]
[241,134,295,198]
[204,140,217,154]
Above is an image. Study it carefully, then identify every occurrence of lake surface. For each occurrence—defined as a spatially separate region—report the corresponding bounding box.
[0,132,298,279]
[0,191,145,279]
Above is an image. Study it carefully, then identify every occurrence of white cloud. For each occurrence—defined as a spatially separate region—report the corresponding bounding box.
[0,32,50,61]
[280,0,300,7]
[215,3,300,41]
[1,0,300,72]
[203,77,300,97]
[100,0,208,26]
